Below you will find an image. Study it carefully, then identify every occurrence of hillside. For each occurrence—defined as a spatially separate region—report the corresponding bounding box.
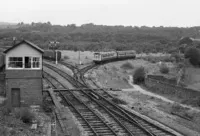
[0,22,200,52]
[0,22,18,29]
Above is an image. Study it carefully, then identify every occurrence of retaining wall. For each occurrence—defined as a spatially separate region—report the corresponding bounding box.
[145,76,200,100]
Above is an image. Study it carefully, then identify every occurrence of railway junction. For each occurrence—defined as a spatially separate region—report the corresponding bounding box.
[43,61,183,136]
[0,40,191,135]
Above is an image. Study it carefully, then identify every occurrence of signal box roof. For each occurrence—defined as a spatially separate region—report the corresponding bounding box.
[4,40,44,54]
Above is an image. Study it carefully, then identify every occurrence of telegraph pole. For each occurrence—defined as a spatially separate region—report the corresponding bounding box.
[78,50,81,65]
[55,50,58,65]
[49,41,59,64]
[13,37,16,45]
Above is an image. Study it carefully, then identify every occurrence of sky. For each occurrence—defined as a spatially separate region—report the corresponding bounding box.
[0,0,200,27]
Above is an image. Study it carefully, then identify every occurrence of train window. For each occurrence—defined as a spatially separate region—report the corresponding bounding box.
[94,54,98,58]
[32,57,40,68]
[8,57,23,68]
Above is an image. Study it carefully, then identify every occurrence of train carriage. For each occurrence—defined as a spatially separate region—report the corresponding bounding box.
[93,50,136,63]
[117,50,136,59]
[117,51,127,59]
[93,52,101,62]
[124,50,136,58]
[43,50,62,61]
[93,51,117,63]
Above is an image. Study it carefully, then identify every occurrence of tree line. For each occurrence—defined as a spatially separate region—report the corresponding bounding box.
[0,22,200,53]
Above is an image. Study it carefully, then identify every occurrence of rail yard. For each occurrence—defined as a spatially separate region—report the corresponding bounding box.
[43,60,183,136]
[2,1,200,135]
[0,40,199,136]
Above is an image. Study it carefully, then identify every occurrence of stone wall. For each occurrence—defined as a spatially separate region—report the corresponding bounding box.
[145,77,200,100]
[147,74,177,85]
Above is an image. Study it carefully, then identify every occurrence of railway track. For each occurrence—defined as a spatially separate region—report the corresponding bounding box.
[43,62,182,136]
[44,70,139,135]
[59,61,96,84]
[88,89,179,136]
[59,61,80,80]
[78,63,98,86]
[75,62,182,136]
[44,62,84,87]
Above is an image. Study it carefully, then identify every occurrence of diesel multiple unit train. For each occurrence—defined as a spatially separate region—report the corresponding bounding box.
[93,50,136,63]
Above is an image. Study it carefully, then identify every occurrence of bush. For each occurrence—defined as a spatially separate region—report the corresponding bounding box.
[0,106,11,116]
[120,62,134,69]
[20,108,35,124]
[163,56,173,62]
[133,67,145,84]
[160,64,169,74]
[184,47,200,66]
[13,108,21,119]
[42,100,53,113]
[171,53,182,63]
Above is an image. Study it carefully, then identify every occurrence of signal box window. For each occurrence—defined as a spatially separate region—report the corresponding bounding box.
[33,57,40,68]
[8,57,23,68]
[25,57,31,68]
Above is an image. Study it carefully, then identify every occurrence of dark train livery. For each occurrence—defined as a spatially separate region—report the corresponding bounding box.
[43,50,62,61]
[93,50,136,63]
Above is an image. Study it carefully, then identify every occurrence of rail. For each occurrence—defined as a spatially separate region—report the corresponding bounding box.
[44,61,183,136]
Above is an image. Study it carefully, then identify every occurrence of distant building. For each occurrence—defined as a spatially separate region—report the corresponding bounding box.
[3,40,44,107]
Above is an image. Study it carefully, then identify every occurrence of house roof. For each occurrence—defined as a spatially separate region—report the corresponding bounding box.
[3,40,44,54]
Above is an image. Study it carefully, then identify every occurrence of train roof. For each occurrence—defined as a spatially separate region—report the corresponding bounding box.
[116,50,136,52]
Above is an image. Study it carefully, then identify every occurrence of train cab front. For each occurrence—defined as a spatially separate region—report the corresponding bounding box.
[93,52,101,64]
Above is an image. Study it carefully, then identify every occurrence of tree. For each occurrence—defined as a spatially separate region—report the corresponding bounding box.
[47,21,51,26]
[159,63,169,74]
[179,37,193,45]
[133,67,146,84]
[31,22,35,26]
[185,47,200,66]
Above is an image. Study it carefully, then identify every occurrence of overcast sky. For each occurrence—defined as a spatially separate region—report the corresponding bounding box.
[0,0,199,27]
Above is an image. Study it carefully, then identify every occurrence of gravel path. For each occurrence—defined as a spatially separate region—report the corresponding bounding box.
[126,75,200,112]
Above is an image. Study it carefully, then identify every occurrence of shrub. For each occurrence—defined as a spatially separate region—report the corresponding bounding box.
[120,62,134,69]
[133,67,145,84]
[0,106,11,116]
[159,64,169,74]
[163,56,173,62]
[177,62,184,69]
[13,108,21,119]
[42,100,53,113]
[184,47,200,66]
[171,53,182,63]
[20,108,35,124]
